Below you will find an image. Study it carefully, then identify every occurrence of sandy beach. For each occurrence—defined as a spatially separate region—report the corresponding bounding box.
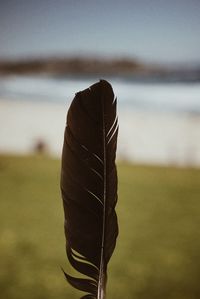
[0,98,68,156]
[1,97,200,167]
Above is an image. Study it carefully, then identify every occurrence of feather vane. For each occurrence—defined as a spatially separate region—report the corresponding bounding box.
[60,80,118,299]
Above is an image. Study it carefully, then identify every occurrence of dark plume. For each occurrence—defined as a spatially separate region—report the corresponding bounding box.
[60,80,119,299]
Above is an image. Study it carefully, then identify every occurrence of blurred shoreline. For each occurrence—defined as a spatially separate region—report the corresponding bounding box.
[1,93,200,167]
[1,71,200,167]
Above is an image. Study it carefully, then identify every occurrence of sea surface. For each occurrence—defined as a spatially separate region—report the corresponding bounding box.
[0,75,200,166]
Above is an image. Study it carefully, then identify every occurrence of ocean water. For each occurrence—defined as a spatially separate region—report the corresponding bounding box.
[0,75,200,166]
[1,75,200,113]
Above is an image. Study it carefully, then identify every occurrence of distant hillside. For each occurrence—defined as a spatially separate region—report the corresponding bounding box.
[0,57,143,75]
[0,56,199,82]
[0,56,168,77]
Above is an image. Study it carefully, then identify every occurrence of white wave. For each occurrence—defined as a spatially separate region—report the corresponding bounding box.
[0,76,200,113]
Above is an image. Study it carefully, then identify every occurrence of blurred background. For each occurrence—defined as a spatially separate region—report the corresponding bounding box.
[0,1,200,298]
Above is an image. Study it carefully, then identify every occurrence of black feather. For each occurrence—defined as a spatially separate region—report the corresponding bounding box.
[60,80,119,299]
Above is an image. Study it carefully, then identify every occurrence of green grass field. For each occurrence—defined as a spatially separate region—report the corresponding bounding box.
[0,154,200,299]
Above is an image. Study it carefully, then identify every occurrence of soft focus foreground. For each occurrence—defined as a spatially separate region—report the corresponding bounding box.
[0,155,200,299]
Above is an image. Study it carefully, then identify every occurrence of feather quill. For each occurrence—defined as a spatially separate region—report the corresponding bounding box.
[60,80,119,299]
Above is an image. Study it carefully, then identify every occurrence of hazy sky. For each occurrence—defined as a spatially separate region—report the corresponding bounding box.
[0,0,200,64]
